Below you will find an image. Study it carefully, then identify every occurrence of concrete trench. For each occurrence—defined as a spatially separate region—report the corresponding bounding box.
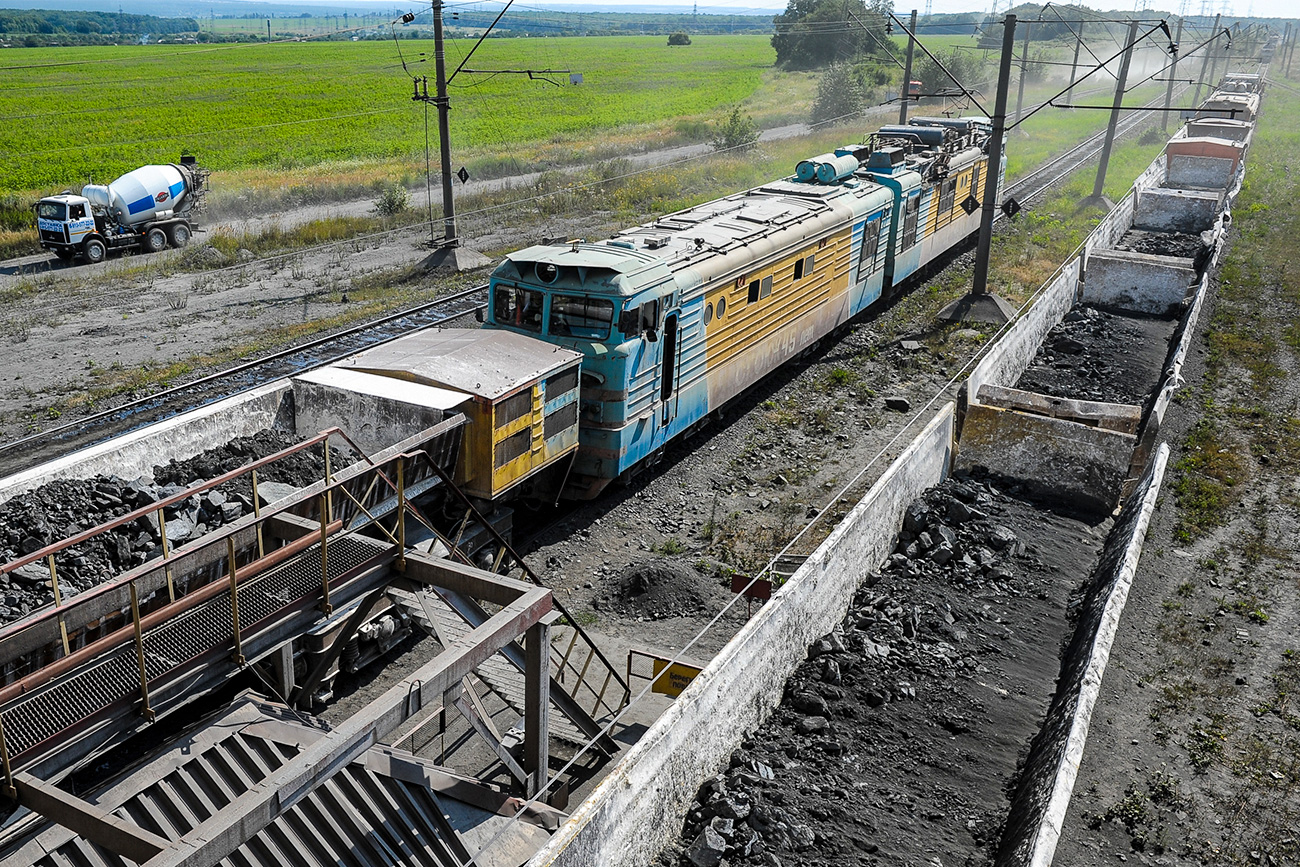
[536,125,1246,867]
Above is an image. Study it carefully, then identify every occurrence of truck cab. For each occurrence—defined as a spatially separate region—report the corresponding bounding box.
[35,195,99,261]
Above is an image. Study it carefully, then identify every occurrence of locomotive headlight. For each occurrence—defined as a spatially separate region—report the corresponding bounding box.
[536,262,560,284]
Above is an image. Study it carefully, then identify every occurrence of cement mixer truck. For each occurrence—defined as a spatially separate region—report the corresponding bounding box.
[34,157,207,263]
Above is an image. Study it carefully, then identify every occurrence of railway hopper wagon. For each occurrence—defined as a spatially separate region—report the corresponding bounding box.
[484,117,998,498]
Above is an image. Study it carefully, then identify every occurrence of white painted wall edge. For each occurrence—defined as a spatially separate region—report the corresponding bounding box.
[0,381,292,505]
[1026,442,1170,867]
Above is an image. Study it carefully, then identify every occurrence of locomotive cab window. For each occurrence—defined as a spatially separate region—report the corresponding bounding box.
[901,195,921,250]
[857,217,881,281]
[494,285,544,333]
[549,294,614,339]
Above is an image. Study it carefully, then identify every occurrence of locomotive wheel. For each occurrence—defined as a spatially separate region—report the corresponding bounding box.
[144,227,168,253]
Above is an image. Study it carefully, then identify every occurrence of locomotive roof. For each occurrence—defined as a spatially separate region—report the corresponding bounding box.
[493,175,894,297]
[338,328,582,399]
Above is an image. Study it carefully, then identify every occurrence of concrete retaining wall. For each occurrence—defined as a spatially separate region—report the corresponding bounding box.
[529,404,956,867]
[0,382,294,506]
[1079,249,1197,316]
[964,259,1080,412]
[995,444,1169,867]
[1133,187,1222,234]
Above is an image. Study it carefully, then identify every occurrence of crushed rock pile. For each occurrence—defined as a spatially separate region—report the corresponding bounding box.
[662,474,1107,867]
[0,429,340,623]
[1016,305,1178,407]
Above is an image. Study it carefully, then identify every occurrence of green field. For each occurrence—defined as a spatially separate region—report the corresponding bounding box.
[0,35,777,193]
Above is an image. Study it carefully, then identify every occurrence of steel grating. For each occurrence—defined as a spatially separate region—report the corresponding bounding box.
[7,697,526,867]
[0,535,381,760]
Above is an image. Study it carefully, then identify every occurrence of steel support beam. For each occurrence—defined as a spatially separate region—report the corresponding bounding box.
[142,585,553,867]
[523,618,550,798]
[14,773,171,864]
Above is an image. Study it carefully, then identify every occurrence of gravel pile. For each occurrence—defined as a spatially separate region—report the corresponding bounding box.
[0,429,338,623]
[661,474,1108,867]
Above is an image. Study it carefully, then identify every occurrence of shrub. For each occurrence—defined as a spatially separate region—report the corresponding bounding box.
[373,183,410,217]
[668,31,691,46]
[811,62,868,125]
[709,106,760,153]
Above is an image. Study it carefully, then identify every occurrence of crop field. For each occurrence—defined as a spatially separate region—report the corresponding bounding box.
[0,34,775,194]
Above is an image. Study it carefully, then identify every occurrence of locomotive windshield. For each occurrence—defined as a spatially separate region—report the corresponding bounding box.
[549,294,614,339]
[494,285,544,332]
[37,201,66,221]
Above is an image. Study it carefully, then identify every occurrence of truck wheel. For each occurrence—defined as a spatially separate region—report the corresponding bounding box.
[167,224,191,248]
[144,228,168,253]
[83,238,107,264]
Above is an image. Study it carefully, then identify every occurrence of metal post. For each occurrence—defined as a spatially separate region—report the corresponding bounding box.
[396,458,407,571]
[523,619,550,798]
[47,555,70,657]
[938,13,1017,324]
[228,538,244,666]
[1091,19,1140,202]
[251,468,265,559]
[1163,17,1183,132]
[318,495,332,615]
[1066,21,1084,106]
[1014,19,1031,123]
[323,438,333,524]
[158,507,175,602]
[129,581,154,720]
[0,714,13,798]
[432,0,457,247]
[899,9,918,124]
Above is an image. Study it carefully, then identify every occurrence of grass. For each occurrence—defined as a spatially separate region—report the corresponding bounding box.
[0,36,777,194]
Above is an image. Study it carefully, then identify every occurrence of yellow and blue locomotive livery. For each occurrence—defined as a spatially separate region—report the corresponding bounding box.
[484,117,1000,498]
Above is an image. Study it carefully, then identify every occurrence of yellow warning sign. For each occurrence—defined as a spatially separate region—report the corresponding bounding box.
[651,658,703,698]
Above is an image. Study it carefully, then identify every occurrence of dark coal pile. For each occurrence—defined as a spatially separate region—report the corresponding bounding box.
[0,429,339,624]
[1114,229,1207,261]
[660,475,1109,867]
[600,560,724,621]
[1016,305,1179,408]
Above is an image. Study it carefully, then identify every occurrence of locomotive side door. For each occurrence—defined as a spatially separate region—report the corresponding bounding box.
[660,310,680,424]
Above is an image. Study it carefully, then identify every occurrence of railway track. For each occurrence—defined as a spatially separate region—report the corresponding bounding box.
[0,285,487,477]
[0,95,1181,478]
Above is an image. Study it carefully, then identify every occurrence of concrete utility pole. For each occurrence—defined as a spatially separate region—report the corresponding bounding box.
[1163,16,1183,132]
[1066,20,1085,106]
[1014,20,1031,123]
[1193,14,1220,106]
[899,8,918,124]
[432,0,456,248]
[1088,18,1140,207]
[1206,19,1225,90]
[938,14,1018,325]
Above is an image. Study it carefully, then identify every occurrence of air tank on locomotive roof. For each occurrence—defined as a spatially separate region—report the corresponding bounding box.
[82,164,195,227]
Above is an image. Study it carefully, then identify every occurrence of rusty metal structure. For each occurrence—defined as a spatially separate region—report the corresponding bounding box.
[0,418,629,865]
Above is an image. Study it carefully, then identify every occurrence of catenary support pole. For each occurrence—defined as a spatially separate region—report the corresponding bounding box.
[1193,14,1221,107]
[1066,20,1084,106]
[899,9,918,124]
[1163,17,1182,131]
[1090,18,1140,204]
[432,0,457,248]
[937,13,1017,324]
[1014,19,1031,123]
